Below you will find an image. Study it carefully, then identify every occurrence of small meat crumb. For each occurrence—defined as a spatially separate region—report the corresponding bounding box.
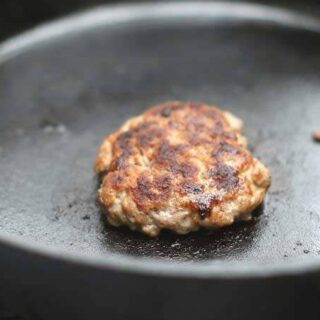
[312,129,320,142]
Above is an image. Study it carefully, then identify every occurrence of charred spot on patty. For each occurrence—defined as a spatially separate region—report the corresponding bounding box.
[148,101,184,116]
[182,181,203,195]
[131,174,172,210]
[188,101,203,109]
[204,108,222,120]
[209,120,224,135]
[208,163,239,192]
[193,193,221,219]
[136,126,163,148]
[131,175,157,209]
[107,172,124,190]
[156,141,175,163]
[211,142,239,157]
[135,175,156,200]
[160,107,172,117]
[155,141,186,165]
[116,131,133,149]
[222,131,237,140]
[170,162,198,178]
[220,142,238,153]
[154,140,198,177]
[133,122,154,131]
[209,121,237,141]
[109,149,131,171]
[185,115,206,131]
[154,174,172,192]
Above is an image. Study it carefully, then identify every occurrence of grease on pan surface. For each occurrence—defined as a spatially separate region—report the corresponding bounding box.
[95,101,271,237]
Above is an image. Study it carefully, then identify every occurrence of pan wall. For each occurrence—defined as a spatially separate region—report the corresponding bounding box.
[0,0,320,319]
[0,0,318,40]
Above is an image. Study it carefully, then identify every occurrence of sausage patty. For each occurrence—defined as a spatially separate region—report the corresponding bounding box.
[95,101,271,237]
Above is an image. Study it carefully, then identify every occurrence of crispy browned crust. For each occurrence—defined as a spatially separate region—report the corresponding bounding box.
[95,101,271,236]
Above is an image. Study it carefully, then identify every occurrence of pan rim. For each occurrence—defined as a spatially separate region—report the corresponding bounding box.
[1,1,320,63]
[1,229,320,279]
[1,1,320,278]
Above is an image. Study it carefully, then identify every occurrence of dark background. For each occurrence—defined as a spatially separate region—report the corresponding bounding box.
[0,0,319,319]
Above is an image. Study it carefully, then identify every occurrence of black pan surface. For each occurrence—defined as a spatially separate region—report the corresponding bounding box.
[1,2,320,276]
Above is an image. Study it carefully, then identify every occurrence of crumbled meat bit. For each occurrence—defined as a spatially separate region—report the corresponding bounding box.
[312,129,320,142]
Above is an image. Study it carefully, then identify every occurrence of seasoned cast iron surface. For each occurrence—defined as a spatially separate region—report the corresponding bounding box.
[1,6,320,264]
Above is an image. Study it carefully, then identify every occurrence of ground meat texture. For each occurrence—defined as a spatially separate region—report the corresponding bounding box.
[95,101,271,237]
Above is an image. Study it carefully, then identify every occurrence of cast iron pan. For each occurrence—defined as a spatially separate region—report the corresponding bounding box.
[1,2,320,319]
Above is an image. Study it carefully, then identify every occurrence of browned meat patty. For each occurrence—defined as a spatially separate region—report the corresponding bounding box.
[95,101,271,237]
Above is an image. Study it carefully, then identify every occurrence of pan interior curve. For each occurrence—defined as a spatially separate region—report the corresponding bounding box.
[1,2,320,267]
